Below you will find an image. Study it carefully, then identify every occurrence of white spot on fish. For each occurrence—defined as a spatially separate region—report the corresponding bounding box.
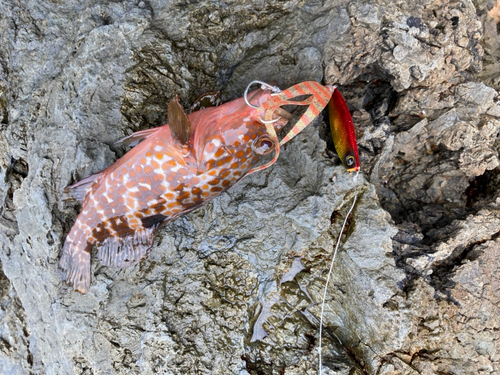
[103,192,114,203]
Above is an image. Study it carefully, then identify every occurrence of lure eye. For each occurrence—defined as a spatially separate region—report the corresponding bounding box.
[253,135,275,155]
[345,155,355,167]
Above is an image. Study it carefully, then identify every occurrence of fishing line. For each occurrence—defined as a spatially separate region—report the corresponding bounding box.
[318,190,358,375]
[353,169,360,183]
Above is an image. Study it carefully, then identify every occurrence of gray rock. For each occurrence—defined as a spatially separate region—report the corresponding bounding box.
[0,0,499,374]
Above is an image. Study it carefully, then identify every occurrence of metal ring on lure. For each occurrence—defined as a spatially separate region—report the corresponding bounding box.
[244,80,282,108]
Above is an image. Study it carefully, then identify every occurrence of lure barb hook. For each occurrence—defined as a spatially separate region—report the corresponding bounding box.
[244,80,282,108]
[260,116,282,124]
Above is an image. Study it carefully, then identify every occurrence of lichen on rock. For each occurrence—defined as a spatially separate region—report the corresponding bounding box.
[0,0,499,374]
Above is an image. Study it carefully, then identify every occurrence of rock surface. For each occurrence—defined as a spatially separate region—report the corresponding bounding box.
[0,0,499,374]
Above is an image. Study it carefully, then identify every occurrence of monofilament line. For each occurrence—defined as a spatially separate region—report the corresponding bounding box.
[318,193,358,375]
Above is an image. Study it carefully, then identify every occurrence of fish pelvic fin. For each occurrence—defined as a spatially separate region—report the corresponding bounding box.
[59,239,92,294]
[168,95,192,145]
[97,226,157,268]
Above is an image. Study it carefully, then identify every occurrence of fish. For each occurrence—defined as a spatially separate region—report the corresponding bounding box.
[328,88,360,172]
[59,81,336,294]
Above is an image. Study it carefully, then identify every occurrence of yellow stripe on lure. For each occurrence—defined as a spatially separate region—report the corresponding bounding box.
[328,88,360,172]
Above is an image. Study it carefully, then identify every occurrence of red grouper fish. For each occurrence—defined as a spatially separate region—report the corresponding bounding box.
[59,81,335,294]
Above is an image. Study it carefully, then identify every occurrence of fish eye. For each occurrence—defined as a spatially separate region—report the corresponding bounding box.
[253,135,275,155]
[346,155,355,166]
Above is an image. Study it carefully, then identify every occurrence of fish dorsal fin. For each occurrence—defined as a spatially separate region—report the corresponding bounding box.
[62,171,102,203]
[114,127,161,147]
[168,95,191,145]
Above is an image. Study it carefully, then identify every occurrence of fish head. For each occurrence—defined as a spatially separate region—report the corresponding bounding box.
[191,88,291,176]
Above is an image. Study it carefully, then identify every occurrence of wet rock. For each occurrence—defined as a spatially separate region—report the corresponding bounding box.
[478,0,500,90]
[0,0,499,374]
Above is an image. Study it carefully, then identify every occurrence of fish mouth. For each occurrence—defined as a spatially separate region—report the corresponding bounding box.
[266,107,293,132]
[274,107,293,121]
[256,108,291,133]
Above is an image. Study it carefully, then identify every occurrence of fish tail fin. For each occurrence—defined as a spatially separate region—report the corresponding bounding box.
[58,236,92,294]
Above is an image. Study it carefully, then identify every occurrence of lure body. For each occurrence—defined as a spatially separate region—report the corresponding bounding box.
[60,89,288,293]
[328,88,360,172]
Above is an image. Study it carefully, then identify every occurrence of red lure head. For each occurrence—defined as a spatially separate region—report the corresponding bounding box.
[327,87,360,173]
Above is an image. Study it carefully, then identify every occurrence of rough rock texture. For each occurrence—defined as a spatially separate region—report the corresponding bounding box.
[0,0,499,374]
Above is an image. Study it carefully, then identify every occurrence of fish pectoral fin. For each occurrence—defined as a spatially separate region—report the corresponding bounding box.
[114,127,161,147]
[97,226,156,268]
[168,95,192,145]
[63,172,103,203]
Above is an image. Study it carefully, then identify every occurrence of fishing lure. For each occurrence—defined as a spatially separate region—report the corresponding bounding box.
[328,88,360,172]
[320,86,360,375]
[59,81,336,293]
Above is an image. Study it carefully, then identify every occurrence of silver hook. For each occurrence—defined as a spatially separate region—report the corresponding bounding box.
[260,116,282,124]
[244,80,281,108]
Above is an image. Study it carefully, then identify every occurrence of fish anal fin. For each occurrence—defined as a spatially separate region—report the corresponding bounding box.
[114,127,161,147]
[97,226,157,268]
[63,172,102,203]
[168,95,191,145]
